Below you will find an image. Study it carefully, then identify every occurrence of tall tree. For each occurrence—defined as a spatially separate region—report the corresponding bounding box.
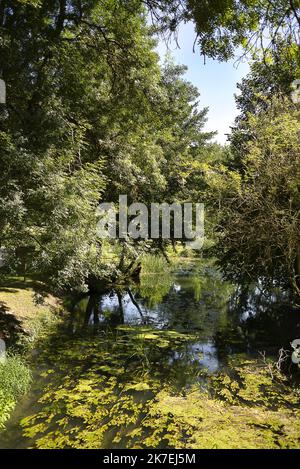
[214,96,300,295]
[0,1,213,289]
[144,0,300,60]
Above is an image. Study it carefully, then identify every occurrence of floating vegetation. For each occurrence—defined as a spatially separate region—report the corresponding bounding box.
[0,323,297,449]
[1,262,300,449]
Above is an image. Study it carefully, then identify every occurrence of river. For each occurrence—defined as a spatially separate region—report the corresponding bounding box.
[1,259,300,448]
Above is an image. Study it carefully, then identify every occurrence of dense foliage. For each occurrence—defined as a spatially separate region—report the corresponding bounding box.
[145,0,300,60]
[1,0,300,451]
[0,0,300,297]
[217,98,300,292]
[209,40,300,295]
[0,0,214,290]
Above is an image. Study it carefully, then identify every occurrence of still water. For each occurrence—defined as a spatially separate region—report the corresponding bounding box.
[1,260,300,448]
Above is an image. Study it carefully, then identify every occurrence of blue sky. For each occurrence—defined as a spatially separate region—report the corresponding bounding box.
[156,22,250,144]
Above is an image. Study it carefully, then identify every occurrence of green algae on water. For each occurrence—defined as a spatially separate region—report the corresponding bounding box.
[14,327,300,449]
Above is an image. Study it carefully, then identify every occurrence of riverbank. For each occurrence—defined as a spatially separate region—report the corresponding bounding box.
[0,277,61,339]
[0,276,63,429]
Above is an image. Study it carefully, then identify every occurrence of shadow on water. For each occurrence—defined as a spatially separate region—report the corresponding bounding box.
[67,264,300,368]
[1,259,300,448]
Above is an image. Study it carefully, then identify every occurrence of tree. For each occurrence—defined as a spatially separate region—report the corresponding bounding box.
[215,97,300,296]
[0,1,214,289]
[0,0,161,289]
[229,40,300,170]
[144,0,300,60]
[16,1,299,61]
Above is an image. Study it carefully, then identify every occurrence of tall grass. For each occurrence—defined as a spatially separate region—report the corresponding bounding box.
[0,354,32,428]
[141,254,170,274]
[0,309,60,428]
[0,277,62,430]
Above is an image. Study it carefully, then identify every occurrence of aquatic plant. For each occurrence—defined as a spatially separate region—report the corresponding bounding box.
[10,327,300,449]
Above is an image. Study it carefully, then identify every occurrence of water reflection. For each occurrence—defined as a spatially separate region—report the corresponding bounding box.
[68,260,300,372]
[1,259,300,449]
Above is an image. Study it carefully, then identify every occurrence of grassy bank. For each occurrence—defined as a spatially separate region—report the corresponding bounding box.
[0,276,62,429]
[0,356,31,428]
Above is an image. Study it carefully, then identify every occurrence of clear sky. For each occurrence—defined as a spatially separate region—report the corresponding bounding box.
[156,22,250,144]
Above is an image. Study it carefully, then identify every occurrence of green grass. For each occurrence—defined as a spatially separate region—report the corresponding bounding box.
[0,275,62,429]
[0,354,32,428]
[0,276,61,330]
[141,254,170,274]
